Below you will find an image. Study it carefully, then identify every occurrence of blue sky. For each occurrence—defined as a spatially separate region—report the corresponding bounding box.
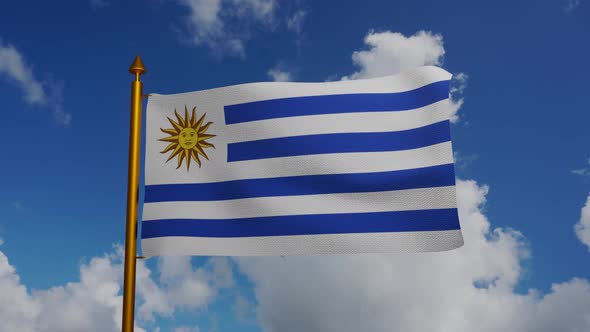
[1,0,589,331]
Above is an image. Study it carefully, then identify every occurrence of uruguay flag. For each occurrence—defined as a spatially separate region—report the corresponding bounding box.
[141,66,463,256]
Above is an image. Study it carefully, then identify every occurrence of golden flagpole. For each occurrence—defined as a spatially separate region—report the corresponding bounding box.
[122,55,146,332]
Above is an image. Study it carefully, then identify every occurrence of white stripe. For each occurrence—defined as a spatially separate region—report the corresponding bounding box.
[143,186,457,220]
[141,229,464,256]
[226,99,450,143]
[146,141,453,185]
[148,66,451,106]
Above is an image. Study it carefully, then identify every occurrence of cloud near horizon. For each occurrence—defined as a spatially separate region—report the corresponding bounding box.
[0,244,234,331]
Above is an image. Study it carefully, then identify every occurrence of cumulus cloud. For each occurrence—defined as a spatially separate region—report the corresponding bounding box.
[157,256,215,309]
[236,179,590,332]
[341,31,466,122]
[135,258,173,322]
[267,67,292,82]
[0,248,40,332]
[343,30,445,80]
[177,0,276,57]
[0,40,70,125]
[575,194,590,251]
[0,243,227,331]
[0,245,144,332]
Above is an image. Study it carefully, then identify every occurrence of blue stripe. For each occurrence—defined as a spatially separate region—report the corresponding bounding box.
[227,120,450,162]
[141,208,460,238]
[224,80,451,124]
[144,163,456,203]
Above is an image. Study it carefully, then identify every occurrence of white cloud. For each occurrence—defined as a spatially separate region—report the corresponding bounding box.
[571,158,590,177]
[178,0,224,48]
[157,256,215,309]
[572,168,590,176]
[267,68,292,82]
[177,0,276,57]
[342,31,466,122]
[449,72,468,123]
[0,40,70,125]
[135,257,173,322]
[344,30,445,80]
[236,179,590,332]
[32,254,127,332]
[0,247,40,332]
[234,0,275,19]
[0,242,227,331]
[0,245,145,332]
[575,194,590,251]
[0,42,44,105]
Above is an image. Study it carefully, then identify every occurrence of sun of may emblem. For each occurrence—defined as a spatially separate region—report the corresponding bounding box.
[159,106,216,171]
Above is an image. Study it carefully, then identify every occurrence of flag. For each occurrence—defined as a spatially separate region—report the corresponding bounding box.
[141,66,463,256]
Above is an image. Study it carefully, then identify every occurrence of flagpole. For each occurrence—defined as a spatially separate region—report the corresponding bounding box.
[122,55,146,332]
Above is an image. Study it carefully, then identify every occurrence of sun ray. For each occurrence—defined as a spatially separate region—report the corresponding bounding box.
[183,107,190,128]
[167,116,183,132]
[160,106,215,171]
[166,145,183,162]
[190,107,197,127]
[160,142,178,154]
[191,150,202,168]
[198,134,216,141]
[194,112,206,130]
[198,122,213,134]
[159,135,179,143]
[160,128,178,136]
[184,149,191,171]
[176,151,186,169]
[193,145,209,160]
[175,110,186,127]
[200,141,215,149]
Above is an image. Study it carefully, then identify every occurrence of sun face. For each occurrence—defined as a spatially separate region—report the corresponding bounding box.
[159,106,216,171]
[179,128,198,149]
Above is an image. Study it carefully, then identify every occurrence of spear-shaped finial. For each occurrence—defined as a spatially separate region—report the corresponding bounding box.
[128,55,146,75]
